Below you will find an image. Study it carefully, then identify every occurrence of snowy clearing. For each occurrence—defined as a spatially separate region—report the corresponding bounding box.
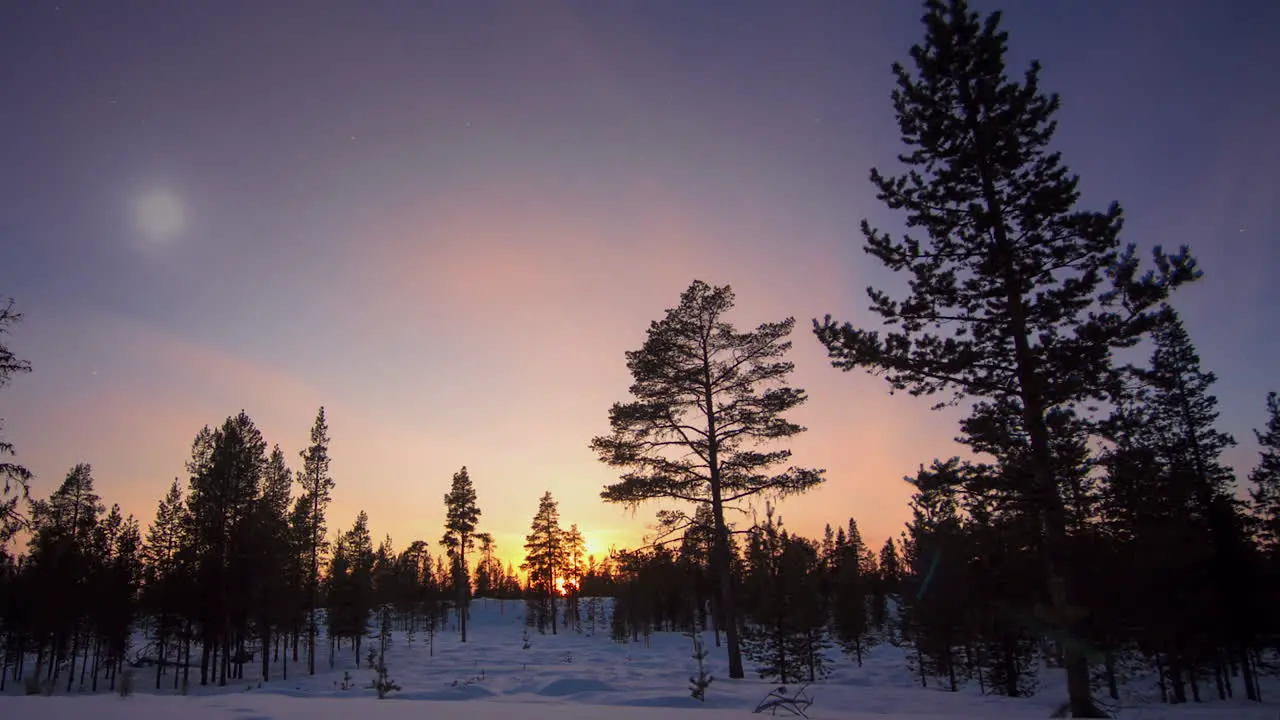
[3,599,1275,720]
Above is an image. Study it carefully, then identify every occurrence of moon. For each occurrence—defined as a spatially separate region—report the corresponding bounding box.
[135,190,185,243]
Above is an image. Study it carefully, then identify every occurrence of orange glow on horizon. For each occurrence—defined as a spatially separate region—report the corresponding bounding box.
[5,178,968,568]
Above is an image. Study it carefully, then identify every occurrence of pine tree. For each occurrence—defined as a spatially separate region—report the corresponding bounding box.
[876,535,906,647]
[687,623,713,701]
[879,539,903,587]
[473,533,498,599]
[297,407,334,675]
[832,519,873,665]
[441,466,480,642]
[183,412,267,686]
[0,298,32,545]
[1098,388,1197,699]
[372,534,396,608]
[324,530,351,668]
[956,463,1043,699]
[367,600,399,698]
[1250,392,1280,556]
[249,444,293,682]
[1111,314,1258,701]
[522,492,565,635]
[898,461,971,692]
[143,479,187,689]
[812,1,1199,714]
[741,509,831,684]
[285,495,313,671]
[593,280,825,679]
[1136,316,1238,518]
[395,540,437,646]
[562,524,587,632]
[102,511,142,692]
[325,512,375,666]
[26,463,102,690]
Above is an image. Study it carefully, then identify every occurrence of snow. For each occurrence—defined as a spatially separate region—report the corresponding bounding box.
[1,598,1274,719]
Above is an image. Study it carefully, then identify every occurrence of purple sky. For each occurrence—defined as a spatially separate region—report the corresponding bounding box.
[2,1,1277,563]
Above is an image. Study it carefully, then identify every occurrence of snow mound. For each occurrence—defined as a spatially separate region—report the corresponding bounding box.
[535,678,617,696]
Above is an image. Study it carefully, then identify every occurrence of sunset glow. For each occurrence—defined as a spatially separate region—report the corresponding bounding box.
[555,577,575,597]
[3,1,1275,573]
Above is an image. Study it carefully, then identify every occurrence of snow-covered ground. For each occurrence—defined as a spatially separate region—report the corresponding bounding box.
[2,598,1275,719]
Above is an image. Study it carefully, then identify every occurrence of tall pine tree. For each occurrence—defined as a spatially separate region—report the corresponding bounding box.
[1125,314,1257,700]
[593,279,825,678]
[522,492,565,635]
[441,466,480,642]
[298,407,334,675]
[142,479,188,689]
[812,1,1198,713]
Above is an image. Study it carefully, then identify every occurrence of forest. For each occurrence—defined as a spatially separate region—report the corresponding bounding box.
[1,2,1278,718]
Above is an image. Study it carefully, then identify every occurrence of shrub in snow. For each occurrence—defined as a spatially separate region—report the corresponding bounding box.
[367,605,400,699]
[451,670,486,688]
[687,629,713,702]
[753,684,814,716]
[369,659,400,699]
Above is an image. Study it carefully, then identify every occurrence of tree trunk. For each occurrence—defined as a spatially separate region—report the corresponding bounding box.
[261,625,270,683]
[1156,653,1167,703]
[965,84,1104,716]
[708,482,744,678]
[946,645,957,692]
[182,630,192,691]
[200,635,210,686]
[459,544,469,643]
[309,501,321,676]
[219,632,229,686]
[87,636,96,692]
[155,629,166,690]
[66,630,78,693]
[82,635,93,690]
[1170,657,1187,703]
[1104,650,1119,700]
[1241,650,1258,701]
[916,635,927,688]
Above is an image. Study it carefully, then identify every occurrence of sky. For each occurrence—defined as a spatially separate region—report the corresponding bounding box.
[1,0,1277,568]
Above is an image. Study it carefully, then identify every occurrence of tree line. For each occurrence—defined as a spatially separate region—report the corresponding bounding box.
[0,400,565,693]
